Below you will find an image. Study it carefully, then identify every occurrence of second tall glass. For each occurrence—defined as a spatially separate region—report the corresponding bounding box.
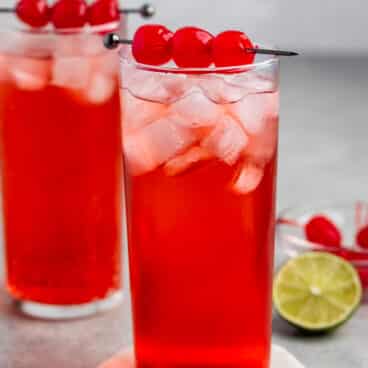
[0,23,123,319]
[121,51,279,367]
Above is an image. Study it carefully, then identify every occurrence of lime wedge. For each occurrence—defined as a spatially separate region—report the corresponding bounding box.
[273,252,362,332]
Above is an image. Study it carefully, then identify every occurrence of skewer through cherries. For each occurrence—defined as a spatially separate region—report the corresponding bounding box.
[14,0,155,29]
[104,24,298,68]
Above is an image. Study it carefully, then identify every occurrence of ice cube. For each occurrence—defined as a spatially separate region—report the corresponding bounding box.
[10,57,50,91]
[122,63,193,104]
[131,74,172,103]
[230,70,277,95]
[53,34,81,57]
[229,92,279,135]
[164,146,212,176]
[199,75,245,103]
[85,73,116,104]
[122,65,169,103]
[52,56,93,89]
[170,92,223,128]
[94,52,120,79]
[161,73,193,101]
[232,162,264,195]
[245,116,279,165]
[201,115,248,165]
[124,115,196,176]
[122,90,167,133]
[79,34,105,56]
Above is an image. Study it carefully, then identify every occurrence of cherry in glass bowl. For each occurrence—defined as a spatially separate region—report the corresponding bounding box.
[277,201,368,295]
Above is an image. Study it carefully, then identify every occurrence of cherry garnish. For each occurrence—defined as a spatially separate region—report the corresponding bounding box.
[305,215,342,248]
[16,0,50,28]
[357,225,368,249]
[51,0,88,29]
[212,30,255,67]
[88,0,120,26]
[172,27,213,68]
[132,24,173,66]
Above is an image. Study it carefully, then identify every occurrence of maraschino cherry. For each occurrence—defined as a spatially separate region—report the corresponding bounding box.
[51,0,88,29]
[171,27,213,68]
[305,215,342,248]
[356,225,368,249]
[132,24,173,66]
[16,0,50,28]
[88,0,120,26]
[212,30,255,67]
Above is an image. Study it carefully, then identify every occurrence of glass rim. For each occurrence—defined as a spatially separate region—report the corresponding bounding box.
[119,44,279,75]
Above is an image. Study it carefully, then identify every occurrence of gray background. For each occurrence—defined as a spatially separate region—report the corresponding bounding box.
[2,0,368,55]
[1,1,368,368]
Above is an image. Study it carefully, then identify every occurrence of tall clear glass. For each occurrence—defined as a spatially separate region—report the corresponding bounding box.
[121,50,279,368]
[0,19,124,319]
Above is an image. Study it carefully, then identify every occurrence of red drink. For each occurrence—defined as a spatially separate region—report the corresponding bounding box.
[0,31,123,317]
[122,56,279,367]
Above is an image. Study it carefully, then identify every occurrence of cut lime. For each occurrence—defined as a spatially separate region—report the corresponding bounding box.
[273,252,362,332]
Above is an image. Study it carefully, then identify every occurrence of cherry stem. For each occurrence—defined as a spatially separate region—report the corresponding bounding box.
[0,3,156,18]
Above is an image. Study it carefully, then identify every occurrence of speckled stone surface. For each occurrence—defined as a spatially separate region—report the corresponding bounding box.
[1,57,368,368]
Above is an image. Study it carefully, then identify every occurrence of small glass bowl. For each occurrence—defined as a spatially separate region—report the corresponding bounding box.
[277,201,368,290]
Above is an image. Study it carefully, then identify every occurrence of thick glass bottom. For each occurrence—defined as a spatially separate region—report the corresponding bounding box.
[14,291,123,320]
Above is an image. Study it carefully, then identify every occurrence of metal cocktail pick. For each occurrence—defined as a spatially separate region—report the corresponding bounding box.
[0,3,156,18]
[103,33,298,56]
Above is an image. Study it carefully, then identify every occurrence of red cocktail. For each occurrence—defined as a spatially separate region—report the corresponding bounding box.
[0,27,123,319]
[120,27,280,368]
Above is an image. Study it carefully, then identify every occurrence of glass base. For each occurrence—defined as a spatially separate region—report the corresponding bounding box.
[14,291,123,320]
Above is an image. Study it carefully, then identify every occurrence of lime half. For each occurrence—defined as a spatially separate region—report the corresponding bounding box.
[273,252,362,332]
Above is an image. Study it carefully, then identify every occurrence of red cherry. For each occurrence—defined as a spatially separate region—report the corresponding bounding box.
[88,0,120,26]
[132,25,173,66]
[172,27,213,68]
[16,0,50,28]
[212,30,255,67]
[305,215,342,248]
[52,0,88,29]
[356,225,368,249]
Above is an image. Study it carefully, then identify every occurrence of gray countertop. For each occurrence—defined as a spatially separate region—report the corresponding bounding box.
[1,57,368,368]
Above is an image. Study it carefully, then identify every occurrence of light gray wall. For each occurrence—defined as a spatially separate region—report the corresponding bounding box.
[125,0,367,56]
[1,0,367,56]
